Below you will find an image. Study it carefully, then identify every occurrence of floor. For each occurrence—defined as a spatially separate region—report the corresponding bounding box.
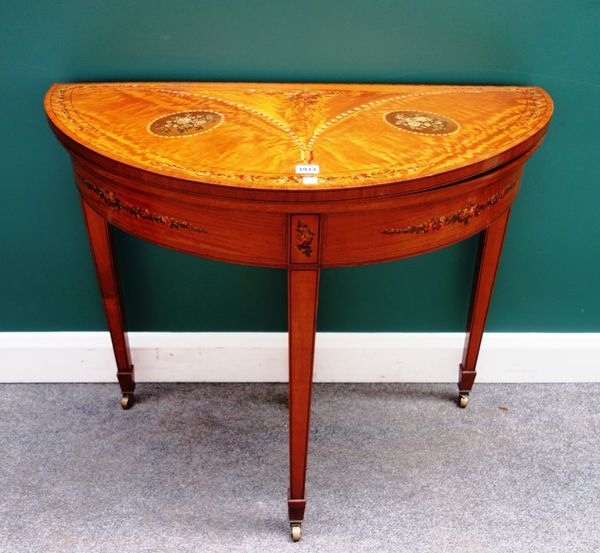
[1,382,599,552]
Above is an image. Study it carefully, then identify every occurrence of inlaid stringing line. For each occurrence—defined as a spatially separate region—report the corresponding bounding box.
[53,84,548,186]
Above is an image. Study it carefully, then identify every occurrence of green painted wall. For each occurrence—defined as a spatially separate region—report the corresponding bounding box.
[1,0,598,332]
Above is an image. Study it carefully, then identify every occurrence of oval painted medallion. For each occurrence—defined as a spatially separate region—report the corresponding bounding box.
[384,110,458,135]
[149,110,223,137]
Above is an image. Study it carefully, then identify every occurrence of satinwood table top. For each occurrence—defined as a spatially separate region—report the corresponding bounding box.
[45,82,553,191]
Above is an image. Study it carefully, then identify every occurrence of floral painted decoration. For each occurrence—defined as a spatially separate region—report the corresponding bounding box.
[382,179,517,235]
[384,110,458,135]
[295,220,315,257]
[149,111,223,137]
[82,177,207,234]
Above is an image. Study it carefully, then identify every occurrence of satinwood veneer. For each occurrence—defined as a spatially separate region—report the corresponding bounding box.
[45,82,553,541]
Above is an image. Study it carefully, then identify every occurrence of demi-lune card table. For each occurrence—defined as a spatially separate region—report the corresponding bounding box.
[45,82,552,541]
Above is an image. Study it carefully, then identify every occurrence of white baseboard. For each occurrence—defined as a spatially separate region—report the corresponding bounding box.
[0,332,598,383]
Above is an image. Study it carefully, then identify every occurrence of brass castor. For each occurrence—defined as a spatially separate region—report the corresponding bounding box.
[290,522,302,542]
[458,392,470,408]
[120,393,134,410]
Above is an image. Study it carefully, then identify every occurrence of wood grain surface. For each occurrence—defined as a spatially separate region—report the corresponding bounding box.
[45,82,552,191]
[44,81,553,535]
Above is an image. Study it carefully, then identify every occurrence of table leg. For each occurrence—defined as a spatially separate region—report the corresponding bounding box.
[81,199,135,409]
[287,268,319,541]
[458,209,511,408]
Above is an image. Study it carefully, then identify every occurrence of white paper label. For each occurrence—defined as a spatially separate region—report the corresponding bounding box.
[295,164,320,175]
[302,176,318,185]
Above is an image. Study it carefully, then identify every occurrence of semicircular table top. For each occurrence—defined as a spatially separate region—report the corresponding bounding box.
[45,82,553,191]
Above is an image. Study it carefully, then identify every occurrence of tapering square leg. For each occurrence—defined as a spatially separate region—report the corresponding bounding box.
[459,209,511,407]
[81,200,135,408]
[287,268,319,537]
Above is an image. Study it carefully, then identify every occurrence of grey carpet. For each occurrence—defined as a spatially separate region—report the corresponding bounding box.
[1,383,599,553]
